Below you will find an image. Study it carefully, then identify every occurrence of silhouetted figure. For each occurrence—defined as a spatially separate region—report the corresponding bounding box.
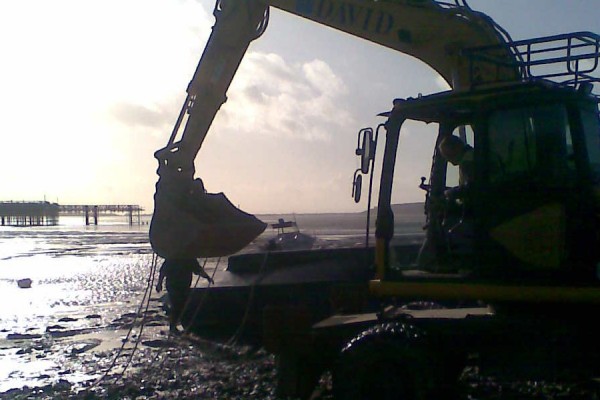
[418,135,475,271]
[156,258,213,333]
[438,134,473,188]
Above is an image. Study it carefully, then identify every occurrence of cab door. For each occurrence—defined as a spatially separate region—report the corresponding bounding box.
[477,103,586,281]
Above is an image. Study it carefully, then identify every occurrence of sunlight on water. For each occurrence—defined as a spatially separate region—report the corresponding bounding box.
[0,216,154,335]
[0,210,425,392]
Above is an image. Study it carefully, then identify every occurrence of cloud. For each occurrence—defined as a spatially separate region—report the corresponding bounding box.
[214,52,355,142]
[435,75,452,90]
[109,103,172,130]
[303,59,347,96]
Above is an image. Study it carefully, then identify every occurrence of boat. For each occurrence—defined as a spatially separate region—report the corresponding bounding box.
[264,219,316,251]
[177,206,426,344]
[180,242,422,344]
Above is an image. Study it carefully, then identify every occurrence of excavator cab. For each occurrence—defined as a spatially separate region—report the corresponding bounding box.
[331,81,600,400]
[402,82,598,280]
[370,32,600,288]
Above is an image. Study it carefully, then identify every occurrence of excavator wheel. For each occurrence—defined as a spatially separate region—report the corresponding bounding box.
[275,351,323,400]
[332,322,448,400]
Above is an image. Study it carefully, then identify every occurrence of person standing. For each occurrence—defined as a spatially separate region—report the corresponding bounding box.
[156,258,214,333]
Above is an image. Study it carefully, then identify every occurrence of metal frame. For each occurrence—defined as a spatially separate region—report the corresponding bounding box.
[464,32,600,88]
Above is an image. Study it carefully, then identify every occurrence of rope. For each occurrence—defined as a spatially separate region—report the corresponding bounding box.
[120,251,267,380]
[226,250,270,346]
[145,257,220,371]
[87,254,224,390]
[117,256,158,378]
[182,258,220,335]
[94,249,270,393]
[89,253,159,388]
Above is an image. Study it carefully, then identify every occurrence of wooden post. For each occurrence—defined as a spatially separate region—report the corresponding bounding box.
[84,205,90,225]
[93,206,98,225]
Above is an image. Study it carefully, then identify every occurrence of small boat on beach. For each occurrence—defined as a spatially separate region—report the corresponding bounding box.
[264,219,316,251]
[180,241,423,344]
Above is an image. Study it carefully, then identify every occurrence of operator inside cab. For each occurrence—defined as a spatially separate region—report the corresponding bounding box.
[438,135,473,188]
[417,132,476,272]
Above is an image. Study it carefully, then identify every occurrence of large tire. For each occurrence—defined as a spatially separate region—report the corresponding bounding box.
[333,322,447,400]
[276,351,322,400]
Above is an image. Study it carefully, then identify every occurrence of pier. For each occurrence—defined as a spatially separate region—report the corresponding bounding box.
[58,204,144,225]
[0,201,59,226]
[0,202,144,226]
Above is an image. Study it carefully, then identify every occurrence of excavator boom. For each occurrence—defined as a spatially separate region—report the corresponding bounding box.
[150,0,517,259]
[269,0,516,87]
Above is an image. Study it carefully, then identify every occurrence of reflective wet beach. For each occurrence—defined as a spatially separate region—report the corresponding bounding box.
[0,216,157,391]
[0,211,425,395]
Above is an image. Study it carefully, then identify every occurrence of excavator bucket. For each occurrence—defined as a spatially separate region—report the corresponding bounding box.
[150,177,266,259]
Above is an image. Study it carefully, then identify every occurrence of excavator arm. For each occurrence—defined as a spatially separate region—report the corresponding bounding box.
[150,1,270,259]
[270,0,515,87]
[150,0,517,259]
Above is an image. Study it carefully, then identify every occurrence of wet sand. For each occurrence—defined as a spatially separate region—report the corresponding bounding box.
[1,214,597,399]
[0,295,284,400]
[1,297,597,400]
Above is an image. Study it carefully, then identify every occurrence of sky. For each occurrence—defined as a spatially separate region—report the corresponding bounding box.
[0,0,599,214]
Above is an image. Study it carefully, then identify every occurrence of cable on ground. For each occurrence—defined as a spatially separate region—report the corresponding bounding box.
[226,250,270,346]
[88,252,159,388]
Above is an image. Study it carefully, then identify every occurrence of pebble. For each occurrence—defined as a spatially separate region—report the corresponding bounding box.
[7,333,42,340]
[142,339,174,348]
[70,340,101,355]
[46,324,66,331]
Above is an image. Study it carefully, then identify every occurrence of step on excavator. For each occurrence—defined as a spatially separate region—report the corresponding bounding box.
[148,1,600,398]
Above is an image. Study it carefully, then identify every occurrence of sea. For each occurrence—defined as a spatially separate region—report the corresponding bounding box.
[0,208,425,392]
[0,215,155,337]
[0,207,426,332]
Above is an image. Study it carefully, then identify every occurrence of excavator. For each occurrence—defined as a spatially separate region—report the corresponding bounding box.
[149,0,516,258]
[148,0,600,398]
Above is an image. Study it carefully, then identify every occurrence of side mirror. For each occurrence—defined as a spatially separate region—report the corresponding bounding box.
[356,128,374,174]
[361,130,372,173]
[352,171,362,203]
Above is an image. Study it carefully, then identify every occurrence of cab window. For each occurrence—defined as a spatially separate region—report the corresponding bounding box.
[487,105,574,186]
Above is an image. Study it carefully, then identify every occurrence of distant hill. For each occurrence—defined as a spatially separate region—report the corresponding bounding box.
[363,202,425,217]
[258,202,426,233]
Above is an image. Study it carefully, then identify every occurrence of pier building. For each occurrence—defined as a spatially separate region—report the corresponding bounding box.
[0,202,144,226]
[58,204,144,225]
[0,201,59,226]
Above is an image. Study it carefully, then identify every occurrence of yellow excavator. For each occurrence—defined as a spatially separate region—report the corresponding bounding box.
[149,0,515,259]
[149,1,600,398]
